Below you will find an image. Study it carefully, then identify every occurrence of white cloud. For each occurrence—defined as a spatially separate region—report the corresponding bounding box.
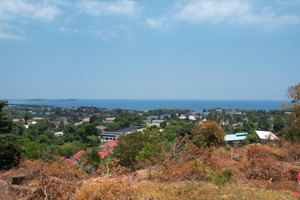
[146,16,169,29]
[175,0,299,26]
[0,0,61,21]
[0,0,61,40]
[59,27,78,33]
[0,30,25,40]
[77,0,140,17]
[87,29,118,38]
[147,0,299,28]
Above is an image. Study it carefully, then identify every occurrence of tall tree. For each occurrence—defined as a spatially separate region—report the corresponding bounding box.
[284,83,300,143]
[0,101,13,134]
[0,101,21,170]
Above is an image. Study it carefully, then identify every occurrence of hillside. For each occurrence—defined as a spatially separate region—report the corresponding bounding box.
[1,141,300,200]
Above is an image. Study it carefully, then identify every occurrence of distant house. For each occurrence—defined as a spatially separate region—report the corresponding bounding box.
[146,116,159,120]
[96,125,106,131]
[188,116,196,121]
[62,142,117,164]
[104,118,115,123]
[75,122,83,126]
[225,132,248,146]
[54,132,63,137]
[149,120,165,127]
[101,126,141,141]
[179,114,186,120]
[30,121,37,125]
[82,118,90,123]
[33,117,44,121]
[255,130,278,141]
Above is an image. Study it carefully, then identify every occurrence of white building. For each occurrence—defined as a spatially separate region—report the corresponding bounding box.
[255,130,278,140]
[54,132,64,137]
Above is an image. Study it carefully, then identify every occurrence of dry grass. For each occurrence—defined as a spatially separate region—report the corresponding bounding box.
[75,178,299,200]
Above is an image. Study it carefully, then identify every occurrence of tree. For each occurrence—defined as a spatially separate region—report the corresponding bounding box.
[80,148,101,174]
[0,101,22,170]
[114,128,162,168]
[283,83,300,143]
[0,101,13,134]
[0,134,21,170]
[191,121,226,148]
[58,141,84,158]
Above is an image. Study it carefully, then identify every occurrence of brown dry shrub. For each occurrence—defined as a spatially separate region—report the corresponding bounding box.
[284,167,300,183]
[43,161,87,181]
[155,159,208,182]
[29,173,78,200]
[267,141,300,161]
[94,158,127,177]
[0,159,41,183]
[241,145,281,181]
[204,154,233,171]
[75,177,134,200]
[265,180,300,192]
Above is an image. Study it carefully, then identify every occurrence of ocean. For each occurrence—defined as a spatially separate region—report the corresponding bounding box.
[5,99,286,112]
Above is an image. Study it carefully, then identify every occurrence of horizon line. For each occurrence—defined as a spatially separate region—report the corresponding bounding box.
[3,98,288,101]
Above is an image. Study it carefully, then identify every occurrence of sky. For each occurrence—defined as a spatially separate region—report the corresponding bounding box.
[0,0,300,100]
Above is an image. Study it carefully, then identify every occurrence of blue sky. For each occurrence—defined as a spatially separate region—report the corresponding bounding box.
[0,0,300,100]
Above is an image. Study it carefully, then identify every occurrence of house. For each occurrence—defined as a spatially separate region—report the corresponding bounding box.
[75,121,83,126]
[101,126,140,141]
[225,132,248,146]
[100,141,118,158]
[62,143,116,164]
[54,132,63,137]
[149,120,165,127]
[82,117,90,123]
[30,121,37,125]
[255,130,278,140]
[179,114,186,119]
[188,116,196,121]
[104,118,115,123]
[96,125,106,131]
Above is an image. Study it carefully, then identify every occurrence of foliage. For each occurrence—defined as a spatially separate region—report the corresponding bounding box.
[20,141,41,159]
[58,141,84,158]
[283,83,300,144]
[135,142,156,164]
[0,134,21,170]
[245,129,259,144]
[191,121,226,148]
[80,148,101,174]
[114,128,162,168]
[162,121,195,142]
[0,101,13,134]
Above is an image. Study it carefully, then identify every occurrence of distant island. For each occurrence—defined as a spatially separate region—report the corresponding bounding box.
[26,99,79,102]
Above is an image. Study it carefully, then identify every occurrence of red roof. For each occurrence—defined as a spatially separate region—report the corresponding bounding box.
[98,149,113,159]
[103,141,118,148]
[61,148,114,163]
[73,150,85,161]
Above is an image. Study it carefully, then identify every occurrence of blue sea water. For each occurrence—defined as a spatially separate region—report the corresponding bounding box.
[6,99,286,111]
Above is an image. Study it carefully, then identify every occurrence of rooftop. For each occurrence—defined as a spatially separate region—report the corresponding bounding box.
[225,132,248,142]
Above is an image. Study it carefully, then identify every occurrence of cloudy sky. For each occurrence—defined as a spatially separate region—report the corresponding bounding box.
[1,0,300,100]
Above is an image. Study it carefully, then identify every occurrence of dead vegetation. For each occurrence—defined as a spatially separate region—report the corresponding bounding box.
[1,141,300,199]
[0,159,87,199]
